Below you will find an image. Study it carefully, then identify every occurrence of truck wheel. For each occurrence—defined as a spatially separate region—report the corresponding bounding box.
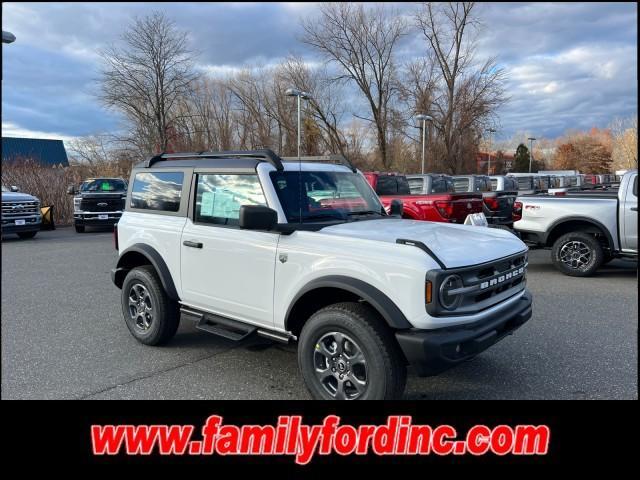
[17,231,37,239]
[75,225,85,233]
[297,302,406,400]
[551,232,604,277]
[120,265,180,345]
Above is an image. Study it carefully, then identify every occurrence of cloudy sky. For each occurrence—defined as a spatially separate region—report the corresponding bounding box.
[1,2,637,145]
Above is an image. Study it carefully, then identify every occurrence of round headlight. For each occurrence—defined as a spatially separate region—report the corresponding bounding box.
[439,274,463,310]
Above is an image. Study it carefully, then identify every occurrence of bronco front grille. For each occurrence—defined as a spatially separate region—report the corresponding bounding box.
[426,251,528,316]
[2,201,40,219]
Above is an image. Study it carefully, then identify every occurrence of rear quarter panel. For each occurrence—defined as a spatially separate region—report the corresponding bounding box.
[514,196,619,247]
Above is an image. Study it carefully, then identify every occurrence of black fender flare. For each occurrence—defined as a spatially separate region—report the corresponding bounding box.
[113,244,180,301]
[285,275,412,330]
[545,216,614,249]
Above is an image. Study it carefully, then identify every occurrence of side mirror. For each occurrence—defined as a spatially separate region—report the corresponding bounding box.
[389,199,403,217]
[66,185,77,195]
[239,205,278,231]
[10,186,19,192]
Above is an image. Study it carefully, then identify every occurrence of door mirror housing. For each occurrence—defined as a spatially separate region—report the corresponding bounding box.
[239,205,278,231]
[10,185,19,192]
[66,185,77,195]
[389,199,403,217]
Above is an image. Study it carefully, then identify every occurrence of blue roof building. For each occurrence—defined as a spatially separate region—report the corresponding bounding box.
[2,137,69,167]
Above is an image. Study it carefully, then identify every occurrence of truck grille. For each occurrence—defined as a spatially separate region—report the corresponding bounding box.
[426,251,528,316]
[2,201,40,219]
[80,198,125,212]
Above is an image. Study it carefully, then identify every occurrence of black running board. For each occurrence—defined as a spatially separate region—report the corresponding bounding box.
[180,307,293,343]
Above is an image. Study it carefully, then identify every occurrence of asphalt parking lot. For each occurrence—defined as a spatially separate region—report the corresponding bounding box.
[1,226,637,400]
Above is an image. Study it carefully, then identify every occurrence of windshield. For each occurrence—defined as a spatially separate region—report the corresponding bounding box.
[270,171,384,223]
[80,179,126,192]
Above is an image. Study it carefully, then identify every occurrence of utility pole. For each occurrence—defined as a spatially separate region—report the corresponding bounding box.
[486,128,496,175]
[415,114,433,174]
[285,88,312,159]
[528,137,536,173]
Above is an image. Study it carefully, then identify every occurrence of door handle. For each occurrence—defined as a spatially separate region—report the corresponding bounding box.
[631,207,637,211]
[183,240,203,248]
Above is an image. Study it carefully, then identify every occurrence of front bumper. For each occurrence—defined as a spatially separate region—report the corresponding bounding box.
[1,218,42,234]
[395,290,532,376]
[74,212,122,226]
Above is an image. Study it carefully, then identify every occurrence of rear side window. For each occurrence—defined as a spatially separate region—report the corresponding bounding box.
[474,178,491,192]
[396,176,411,195]
[195,174,266,226]
[432,177,454,193]
[408,178,424,194]
[491,178,498,190]
[453,178,470,192]
[633,176,637,197]
[130,171,184,212]
[375,175,396,195]
[375,175,410,195]
[516,177,532,190]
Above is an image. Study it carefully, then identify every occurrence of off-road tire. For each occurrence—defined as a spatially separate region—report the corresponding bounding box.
[75,225,85,233]
[551,231,604,277]
[121,265,180,345]
[298,302,406,400]
[17,231,37,239]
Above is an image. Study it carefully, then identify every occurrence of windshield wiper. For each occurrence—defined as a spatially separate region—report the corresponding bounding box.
[347,210,383,216]
[300,213,347,222]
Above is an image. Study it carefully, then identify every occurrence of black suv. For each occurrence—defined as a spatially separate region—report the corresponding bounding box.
[67,178,127,232]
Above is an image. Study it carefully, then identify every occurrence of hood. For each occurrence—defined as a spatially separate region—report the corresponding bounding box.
[319,218,527,268]
[1,191,39,202]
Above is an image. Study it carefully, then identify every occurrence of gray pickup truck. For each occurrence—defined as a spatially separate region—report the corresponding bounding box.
[1,185,42,239]
[514,170,637,276]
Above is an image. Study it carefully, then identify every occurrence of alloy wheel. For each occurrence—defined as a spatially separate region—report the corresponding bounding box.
[313,331,368,400]
[128,283,153,331]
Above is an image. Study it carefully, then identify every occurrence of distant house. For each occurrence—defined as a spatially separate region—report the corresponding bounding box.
[476,151,515,175]
[1,137,69,167]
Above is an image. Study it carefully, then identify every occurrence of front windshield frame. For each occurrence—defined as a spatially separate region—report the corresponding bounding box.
[269,170,385,224]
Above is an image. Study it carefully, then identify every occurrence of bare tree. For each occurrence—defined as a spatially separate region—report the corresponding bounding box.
[98,12,199,153]
[610,116,638,170]
[279,56,349,157]
[415,2,507,173]
[302,3,406,168]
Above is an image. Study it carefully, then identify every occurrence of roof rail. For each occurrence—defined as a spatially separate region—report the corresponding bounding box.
[144,149,284,170]
[281,155,357,173]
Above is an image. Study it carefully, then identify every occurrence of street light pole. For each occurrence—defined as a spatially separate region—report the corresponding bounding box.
[415,114,432,174]
[528,137,536,173]
[285,88,312,160]
[486,128,496,175]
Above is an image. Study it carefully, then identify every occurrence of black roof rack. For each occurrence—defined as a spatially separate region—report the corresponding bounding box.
[144,149,284,170]
[281,155,357,173]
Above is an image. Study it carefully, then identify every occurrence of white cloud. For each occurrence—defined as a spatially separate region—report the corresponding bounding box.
[2,122,76,144]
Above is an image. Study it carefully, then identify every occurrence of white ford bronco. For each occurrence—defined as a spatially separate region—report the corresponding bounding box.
[112,150,532,400]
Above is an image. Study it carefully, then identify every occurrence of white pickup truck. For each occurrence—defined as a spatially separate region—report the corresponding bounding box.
[111,150,533,400]
[515,170,637,276]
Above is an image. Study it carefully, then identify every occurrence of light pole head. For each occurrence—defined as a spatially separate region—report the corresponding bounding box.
[285,88,312,100]
[528,137,536,142]
[416,114,432,123]
[2,31,16,44]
